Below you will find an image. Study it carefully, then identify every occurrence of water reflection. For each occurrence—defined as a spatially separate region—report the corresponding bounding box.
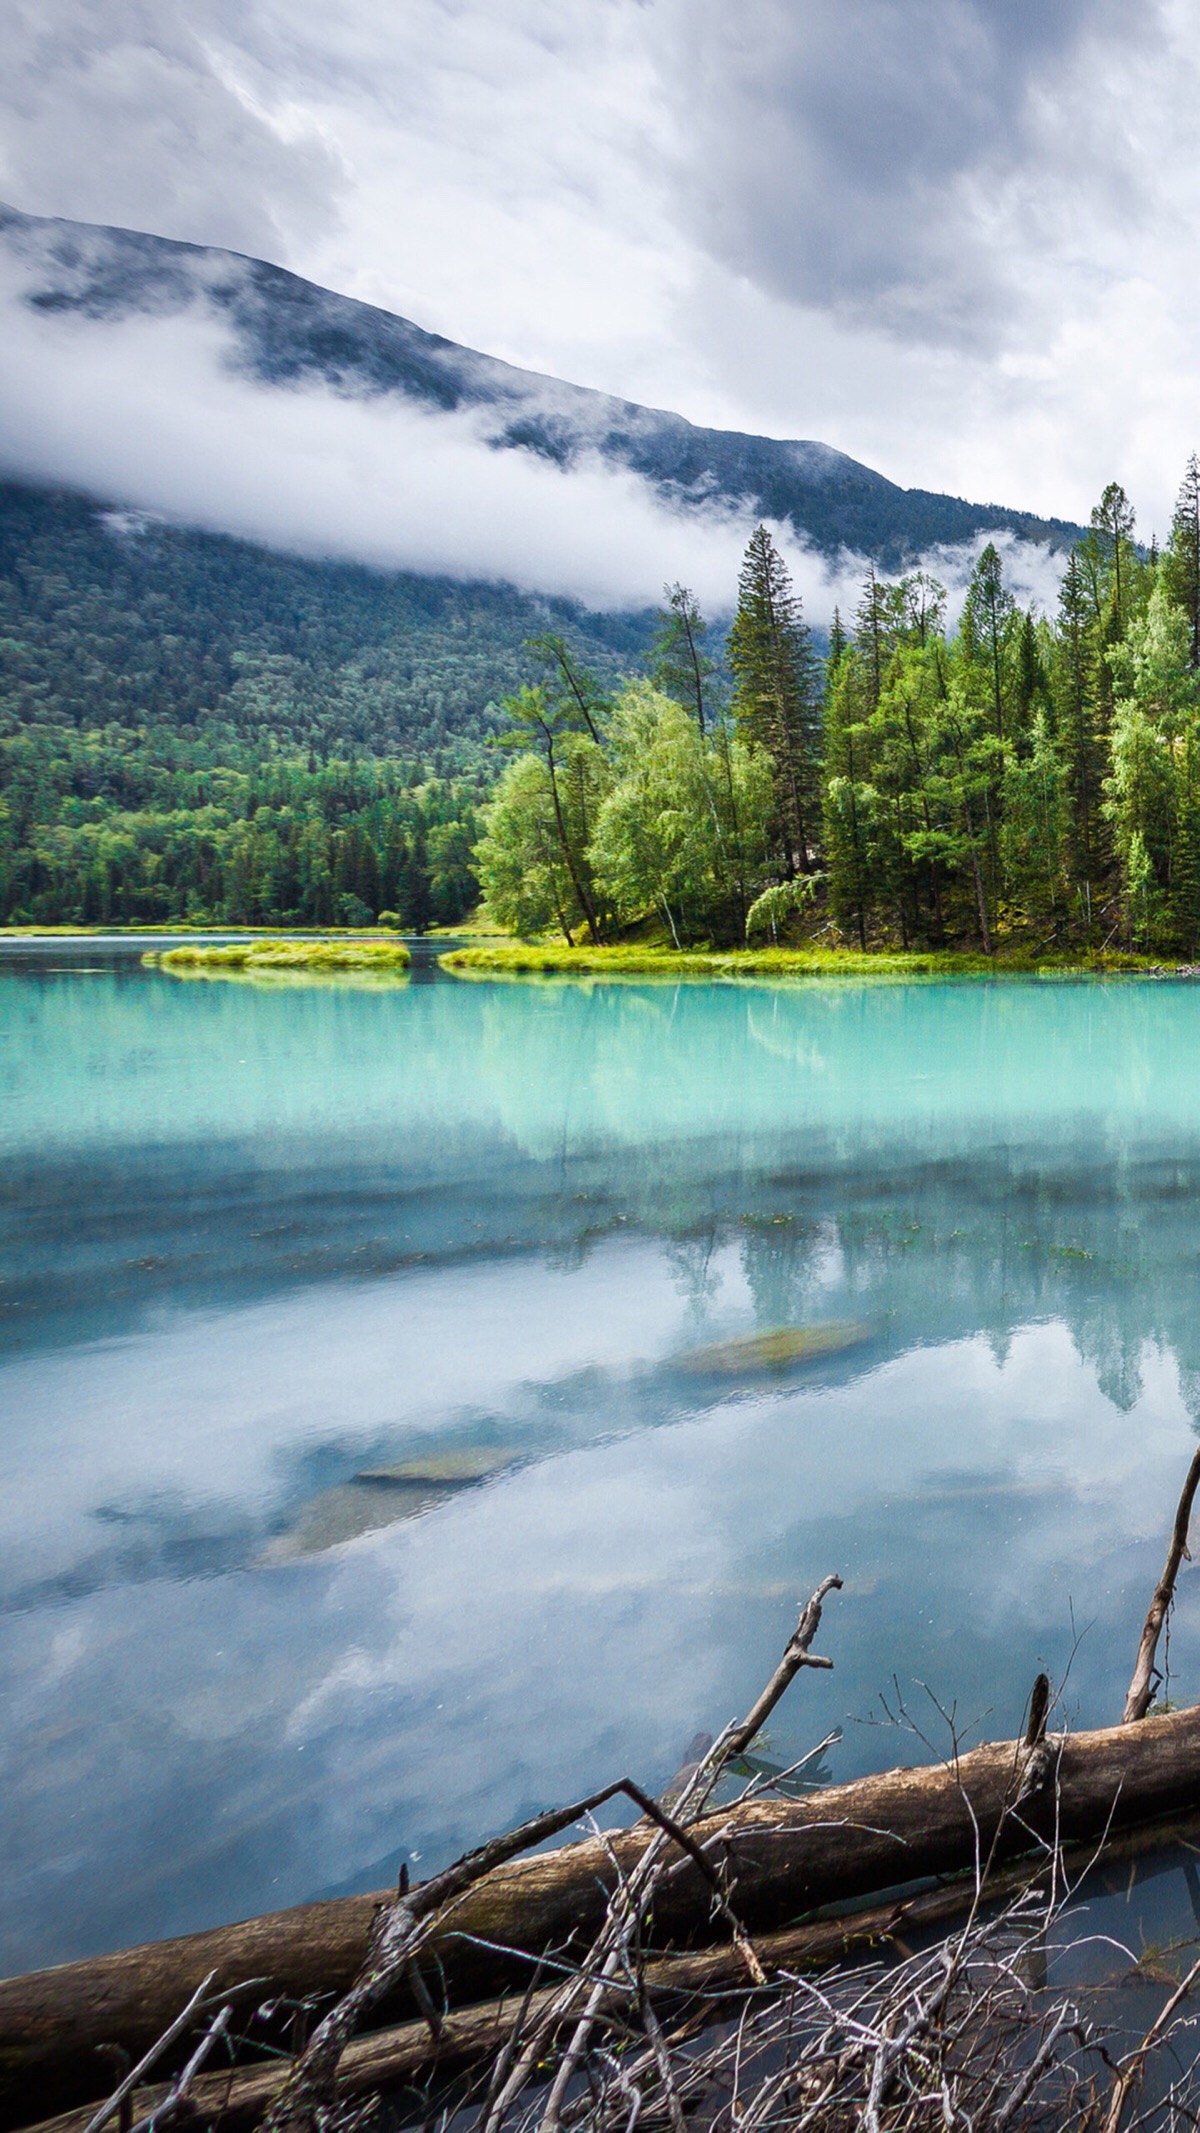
[4,958,1200,1973]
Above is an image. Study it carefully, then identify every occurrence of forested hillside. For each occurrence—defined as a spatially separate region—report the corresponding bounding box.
[0,481,652,926]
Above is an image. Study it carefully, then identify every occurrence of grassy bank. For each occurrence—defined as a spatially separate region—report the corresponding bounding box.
[148,939,411,973]
[439,941,1168,980]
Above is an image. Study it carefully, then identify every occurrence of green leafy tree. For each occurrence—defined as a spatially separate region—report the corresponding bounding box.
[494,683,606,943]
[1104,587,1200,947]
[589,684,773,946]
[652,584,715,735]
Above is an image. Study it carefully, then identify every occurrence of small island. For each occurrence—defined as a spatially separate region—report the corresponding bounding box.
[147,938,411,974]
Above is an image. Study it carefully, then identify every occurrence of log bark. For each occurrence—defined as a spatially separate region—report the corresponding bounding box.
[23,1803,1200,2133]
[8,1702,1200,2131]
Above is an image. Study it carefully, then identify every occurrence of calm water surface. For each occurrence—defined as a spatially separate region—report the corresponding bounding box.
[5,950,1200,1973]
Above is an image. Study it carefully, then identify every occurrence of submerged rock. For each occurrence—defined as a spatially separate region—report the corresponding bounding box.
[262,1444,523,1560]
[355,1446,522,1485]
[675,1321,872,1377]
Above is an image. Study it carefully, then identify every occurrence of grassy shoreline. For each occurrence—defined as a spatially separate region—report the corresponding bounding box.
[439,941,1182,980]
[148,939,411,973]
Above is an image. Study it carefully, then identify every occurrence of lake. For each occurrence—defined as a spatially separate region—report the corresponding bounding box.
[4,947,1200,1975]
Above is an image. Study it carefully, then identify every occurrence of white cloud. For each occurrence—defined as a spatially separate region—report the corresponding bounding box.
[4,0,1198,545]
[0,276,879,617]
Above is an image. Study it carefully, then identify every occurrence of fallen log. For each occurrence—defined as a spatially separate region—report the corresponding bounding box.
[23,1801,1200,2133]
[8,1700,1200,2129]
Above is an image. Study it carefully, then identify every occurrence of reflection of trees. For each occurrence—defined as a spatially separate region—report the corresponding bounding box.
[18,972,1200,1420]
[730,1136,1200,1425]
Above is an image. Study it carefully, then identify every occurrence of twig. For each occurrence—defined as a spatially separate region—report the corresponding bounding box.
[1102,1953,1200,2133]
[723,1577,843,1763]
[125,2004,234,2133]
[80,1972,219,2133]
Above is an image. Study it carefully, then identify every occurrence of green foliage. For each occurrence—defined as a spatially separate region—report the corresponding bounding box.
[1103,587,1200,948]
[727,526,822,870]
[152,938,411,971]
[474,738,611,943]
[0,480,652,928]
[588,683,774,946]
[651,584,718,734]
[17,463,1200,964]
[745,876,822,939]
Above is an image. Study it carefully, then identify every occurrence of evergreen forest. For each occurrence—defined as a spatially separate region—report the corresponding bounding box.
[7,464,1200,955]
[477,463,1200,959]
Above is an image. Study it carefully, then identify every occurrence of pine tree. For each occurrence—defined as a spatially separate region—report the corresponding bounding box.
[961,544,1015,741]
[1164,454,1200,669]
[822,649,873,948]
[1090,481,1137,626]
[854,568,893,712]
[1012,610,1050,737]
[1052,551,1104,927]
[727,526,822,872]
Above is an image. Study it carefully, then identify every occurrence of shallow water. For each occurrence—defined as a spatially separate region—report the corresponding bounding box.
[5,950,1200,1973]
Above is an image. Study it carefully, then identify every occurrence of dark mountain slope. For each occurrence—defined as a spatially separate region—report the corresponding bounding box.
[0,479,652,763]
[0,205,1084,571]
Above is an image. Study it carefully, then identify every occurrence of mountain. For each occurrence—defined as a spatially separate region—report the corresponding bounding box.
[0,204,1084,572]
[0,477,652,767]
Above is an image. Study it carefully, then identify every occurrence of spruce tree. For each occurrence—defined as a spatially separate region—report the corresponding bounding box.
[727,526,822,872]
[1090,481,1137,626]
[961,544,1015,740]
[1052,550,1103,922]
[822,649,872,948]
[1164,454,1200,668]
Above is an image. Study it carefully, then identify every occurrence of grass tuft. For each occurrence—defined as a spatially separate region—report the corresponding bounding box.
[147,938,411,974]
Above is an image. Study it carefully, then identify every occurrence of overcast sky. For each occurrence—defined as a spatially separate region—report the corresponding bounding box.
[4,0,1200,540]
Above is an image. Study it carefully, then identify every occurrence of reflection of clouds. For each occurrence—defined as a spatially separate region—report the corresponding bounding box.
[0,1243,693,1601]
[4,1318,1196,1975]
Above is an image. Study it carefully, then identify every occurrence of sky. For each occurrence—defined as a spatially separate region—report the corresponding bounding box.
[3,0,1200,581]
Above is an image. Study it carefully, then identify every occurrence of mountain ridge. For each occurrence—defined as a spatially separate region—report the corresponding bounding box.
[0,203,1085,573]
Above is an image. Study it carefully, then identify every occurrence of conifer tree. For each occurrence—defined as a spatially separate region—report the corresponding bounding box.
[1164,454,1200,669]
[1052,551,1104,923]
[1090,481,1137,626]
[961,544,1015,740]
[727,525,822,871]
[822,648,874,948]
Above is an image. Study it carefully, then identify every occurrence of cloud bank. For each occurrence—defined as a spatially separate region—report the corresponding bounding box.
[0,276,828,614]
[0,256,1069,622]
[4,0,1198,538]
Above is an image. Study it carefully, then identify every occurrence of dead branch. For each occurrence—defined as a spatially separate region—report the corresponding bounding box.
[1125,1443,1200,1723]
[723,1576,844,1763]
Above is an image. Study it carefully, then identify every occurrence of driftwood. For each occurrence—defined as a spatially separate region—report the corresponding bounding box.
[9,1700,1200,2128]
[24,1801,1200,2133]
[1124,1442,1200,1723]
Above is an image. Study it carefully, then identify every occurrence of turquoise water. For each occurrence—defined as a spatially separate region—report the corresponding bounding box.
[5,950,1200,1973]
